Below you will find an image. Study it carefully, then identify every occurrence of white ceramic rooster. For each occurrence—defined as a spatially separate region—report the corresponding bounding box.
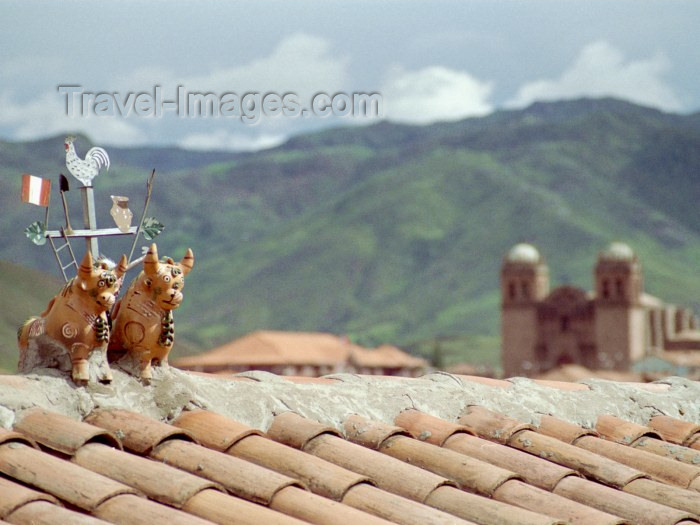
[65,135,110,187]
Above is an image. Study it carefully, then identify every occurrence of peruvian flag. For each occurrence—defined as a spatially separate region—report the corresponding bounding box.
[21,174,51,207]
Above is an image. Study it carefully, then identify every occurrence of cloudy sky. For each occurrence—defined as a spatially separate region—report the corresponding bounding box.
[2,0,699,151]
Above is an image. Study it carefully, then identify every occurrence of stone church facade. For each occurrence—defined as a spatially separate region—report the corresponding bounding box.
[501,242,699,377]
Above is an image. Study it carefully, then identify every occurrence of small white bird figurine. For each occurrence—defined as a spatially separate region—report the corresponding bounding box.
[65,135,110,187]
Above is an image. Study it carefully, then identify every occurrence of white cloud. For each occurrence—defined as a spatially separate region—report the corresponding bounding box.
[121,33,348,100]
[179,130,286,152]
[508,41,682,111]
[382,66,493,124]
[0,92,146,146]
[0,33,348,145]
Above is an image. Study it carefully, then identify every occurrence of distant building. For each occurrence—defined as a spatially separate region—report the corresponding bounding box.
[501,242,700,377]
[174,330,428,377]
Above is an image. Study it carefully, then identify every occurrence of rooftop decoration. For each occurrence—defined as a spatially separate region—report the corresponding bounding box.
[21,136,162,281]
[17,251,127,385]
[16,136,181,385]
[109,243,195,384]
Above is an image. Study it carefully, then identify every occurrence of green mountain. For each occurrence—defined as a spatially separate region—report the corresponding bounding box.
[1,98,699,371]
[0,262,61,371]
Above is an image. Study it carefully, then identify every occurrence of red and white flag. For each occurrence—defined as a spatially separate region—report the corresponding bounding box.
[21,174,51,207]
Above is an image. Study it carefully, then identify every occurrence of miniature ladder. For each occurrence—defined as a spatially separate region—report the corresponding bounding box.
[47,228,78,282]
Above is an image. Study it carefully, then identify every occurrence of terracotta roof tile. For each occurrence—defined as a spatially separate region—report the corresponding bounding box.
[534,415,700,496]
[267,414,519,524]
[537,415,599,444]
[394,408,475,446]
[424,485,563,525]
[5,500,110,524]
[490,479,624,525]
[396,410,576,490]
[182,487,307,525]
[88,409,388,525]
[340,483,471,525]
[0,476,58,519]
[175,411,370,500]
[575,434,700,489]
[268,484,394,525]
[632,435,700,466]
[649,415,700,446]
[0,441,137,511]
[85,408,193,454]
[268,411,343,449]
[72,442,220,507]
[596,415,663,444]
[0,428,37,448]
[689,435,700,451]
[391,411,624,524]
[459,405,535,444]
[554,475,693,525]
[460,408,645,488]
[342,414,413,448]
[175,411,453,524]
[535,416,700,517]
[283,419,453,504]
[14,407,121,455]
[345,414,516,497]
[151,438,301,505]
[2,368,700,525]
[286,413,566,525]
[623,478,700,516]
[227,431,371,501]
[175,330,427,371]
[454,406,700,524]
[93,494,215,525]
[174,409,263,451]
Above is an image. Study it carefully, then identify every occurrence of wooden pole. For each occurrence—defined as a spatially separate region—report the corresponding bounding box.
[80,185,99,256]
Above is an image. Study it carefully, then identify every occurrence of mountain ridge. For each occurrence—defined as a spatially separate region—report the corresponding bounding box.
[1,97,698,370]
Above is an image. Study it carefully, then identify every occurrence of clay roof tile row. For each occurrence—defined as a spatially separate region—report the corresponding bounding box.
[1,370,700,525]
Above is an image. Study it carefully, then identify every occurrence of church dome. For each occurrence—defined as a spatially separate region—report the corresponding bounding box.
[505,243,541,264]
[599,242,635,262]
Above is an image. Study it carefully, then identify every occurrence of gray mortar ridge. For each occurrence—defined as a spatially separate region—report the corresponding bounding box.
[1,365,699,433]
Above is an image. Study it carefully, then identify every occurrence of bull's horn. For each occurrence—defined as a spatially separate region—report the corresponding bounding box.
[115,254,128,279]
[78,250,93,282]
[144,243,159,277]
[179,248,194,275]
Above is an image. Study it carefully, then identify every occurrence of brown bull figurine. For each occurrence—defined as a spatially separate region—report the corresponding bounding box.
[18,251,127,385]
[109,243,194,383]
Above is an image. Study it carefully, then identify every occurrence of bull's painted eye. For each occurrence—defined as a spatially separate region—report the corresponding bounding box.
[98,280,105,287]
[163,275,171,283]
[173,283,180,290]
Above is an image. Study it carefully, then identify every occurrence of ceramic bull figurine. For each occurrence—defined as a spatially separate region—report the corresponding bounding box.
[18,251,127,385]
[109,243,194,383]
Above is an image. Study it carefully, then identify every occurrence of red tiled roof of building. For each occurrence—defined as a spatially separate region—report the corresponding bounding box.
[173,330,427,371]
[0,369,699,524]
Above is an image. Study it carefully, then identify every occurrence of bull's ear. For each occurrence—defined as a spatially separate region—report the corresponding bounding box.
[144,243,159,277]
[179,248,194,276]
[115,255,128,279]
[78,250,93,283]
